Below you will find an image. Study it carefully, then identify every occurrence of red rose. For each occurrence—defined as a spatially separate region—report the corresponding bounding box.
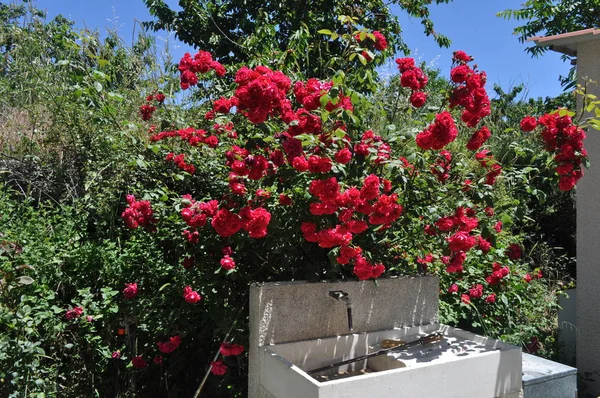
[132,356,147,369]
[506,244,522,260]
[424,224,437,236]
[477,236,491,253]
[220,342,245,356]
[220,255,236,271]
[337,245,362,265]
[446,251,466,273]
[485,294,496,304]
[353,255,385,280]
[395,57,415,73]
[121,195,157,230]
[65,306,83,320]
[139,104,156,121]
[335,148,353,164]
[211,360,228,376]
[360,174,380,200]
[523,273,533,283]
[468,284,484,299]
[292,156,309,172]
[461,294,471,304]
[410,91,427,108]
[448,283,459,294]
[157,336,182,354]
[240,206,271,238]
[155,93,166,103]
[453,50,472,62]
[400,67,428,91]
[372,31,388,51]
[520,116,537,132]
[494,221,502,233]
[450,65,472,83]
[435,217,455,231]
[123,283,138,299]
[466,126,491,151]
[182,257,194,269]
[279,194,293,206]
[415,111,457,150]
[183,286,202,303]
[211,208,243,237]
[447,231,477,252]
[558,175,577,191]
[307,155,332,173]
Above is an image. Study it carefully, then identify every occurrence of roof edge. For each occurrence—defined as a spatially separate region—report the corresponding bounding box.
[528,28,600,55]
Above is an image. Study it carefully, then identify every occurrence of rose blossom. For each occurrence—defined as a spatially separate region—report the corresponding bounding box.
[485,294,496,304]
[520,116,537,132]
[65,306,83,320]
[123,283,138,299]
[132,356,147,369]
[211,360,228,376]
[506,244,522,260]
[220,255,236,271]
[183,286,202,303]
[220,342,245,356]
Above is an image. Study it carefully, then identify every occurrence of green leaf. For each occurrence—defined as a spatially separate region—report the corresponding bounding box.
[500,213,513,226]
[107,92,124,102]
[333,71,345,86]
[317,29,332,35]
[93,82,103,93]
[136,159,147,169]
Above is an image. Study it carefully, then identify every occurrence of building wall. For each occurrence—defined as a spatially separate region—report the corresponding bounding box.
[576,39,600,395]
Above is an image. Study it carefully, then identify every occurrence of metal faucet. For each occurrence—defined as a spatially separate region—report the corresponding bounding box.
[329,290,353,331]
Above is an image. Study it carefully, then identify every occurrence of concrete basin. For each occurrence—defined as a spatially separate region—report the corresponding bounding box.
[259,323,522,398]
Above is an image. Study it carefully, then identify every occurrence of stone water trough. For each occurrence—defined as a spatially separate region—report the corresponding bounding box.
[248,277,522,398]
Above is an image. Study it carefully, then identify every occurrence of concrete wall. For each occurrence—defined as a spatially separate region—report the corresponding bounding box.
[576,39,600,395]
[558,288,577,366]
[248,277,439,397]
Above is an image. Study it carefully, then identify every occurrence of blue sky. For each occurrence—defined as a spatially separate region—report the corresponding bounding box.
[35,0,570,100]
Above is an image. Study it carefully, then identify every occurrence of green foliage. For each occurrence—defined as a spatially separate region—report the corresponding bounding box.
[142,0,453,83]
[497,0,600,89]
[497,0,600,57]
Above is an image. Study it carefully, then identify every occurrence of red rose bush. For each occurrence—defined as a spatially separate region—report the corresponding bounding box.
[117,44,585,388]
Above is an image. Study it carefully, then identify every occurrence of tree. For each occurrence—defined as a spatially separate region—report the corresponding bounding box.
[498,0,600,57]
[142,0,454,81]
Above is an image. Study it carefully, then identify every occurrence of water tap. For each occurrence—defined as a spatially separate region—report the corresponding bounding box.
[329,290,353,331]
